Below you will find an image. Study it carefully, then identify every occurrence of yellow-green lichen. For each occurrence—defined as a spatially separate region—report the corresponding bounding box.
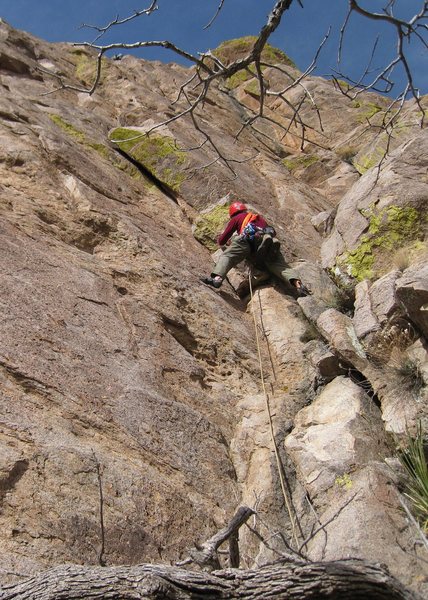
[225,69,255,90]
[335,473,353,490]
[88,141,110,160]
[110,127,187,192]
[353,101,383,123]
[49,114,110,159]
[261,44,296,67]
[335,145,358,164]
[112,157,141,180]
[193,205,230,251]
[70,49,107,85]
[353,143,387,174]
[244,79,263,97]
[353,114,415,174]
[283,154,319,171]
[50,114,86,142]
[340,205,425,280]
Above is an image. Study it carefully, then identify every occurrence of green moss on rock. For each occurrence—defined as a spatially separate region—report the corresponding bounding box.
[225,69,255,90]
[339,205,425,280]
[70,49,107,85]
[214,36,296,68]
[342,239,376,281]
[110,127,187,192]
[112,157,141,180]
[212,37,296,91]
[89,142,110,160]
[366,205,420,237]
[244,79,262,96]
[283,154,319,171]
[355,102,383,123]
[50,114,86,142]
[193,205,230,251]
[49,114,110,159]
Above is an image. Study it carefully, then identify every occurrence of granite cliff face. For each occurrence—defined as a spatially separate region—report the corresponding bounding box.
[0,21,427,593]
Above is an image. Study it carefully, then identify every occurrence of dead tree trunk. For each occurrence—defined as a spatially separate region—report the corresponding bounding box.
[0,559,420,600]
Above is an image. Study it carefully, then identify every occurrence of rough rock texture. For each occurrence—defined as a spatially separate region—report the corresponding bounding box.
[285,378,425,589]
[306,464,426,585]
[321,129,428,279]
[0,21,427,596]
[284,377,387,496]
[353,280,381,339]
[317,309,368,371]
[396,261,428,338]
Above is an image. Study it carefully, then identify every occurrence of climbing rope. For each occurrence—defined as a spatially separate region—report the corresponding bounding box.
[248,270,300,549]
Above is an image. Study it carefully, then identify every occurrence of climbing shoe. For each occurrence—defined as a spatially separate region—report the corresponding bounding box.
[295,282,311,297]
[201,275,223,289]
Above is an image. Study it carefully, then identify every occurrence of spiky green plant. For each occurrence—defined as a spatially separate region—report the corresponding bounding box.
[398,423,428,532]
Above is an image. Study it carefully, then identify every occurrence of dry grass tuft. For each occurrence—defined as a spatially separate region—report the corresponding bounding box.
[397,423,428,533]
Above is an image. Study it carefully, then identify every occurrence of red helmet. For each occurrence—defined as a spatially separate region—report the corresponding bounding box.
[229,201,247,217]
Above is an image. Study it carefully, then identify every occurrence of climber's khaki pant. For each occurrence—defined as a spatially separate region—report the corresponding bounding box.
[212,235,298,284]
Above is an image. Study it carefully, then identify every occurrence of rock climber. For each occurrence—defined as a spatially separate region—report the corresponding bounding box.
[202,201,311,296]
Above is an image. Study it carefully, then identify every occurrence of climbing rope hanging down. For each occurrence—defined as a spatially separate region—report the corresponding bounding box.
[248,270,300,549]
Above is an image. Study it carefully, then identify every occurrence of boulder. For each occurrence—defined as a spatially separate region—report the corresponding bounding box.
[370,269,402,323]
[311,211,334,236]
[284,377,387,497]
[290,260,338,302]
[298,295,331,324]
[353,280,379,339]
[305,340,345,381]
[306,465,427,595]
[317,309,368,371]
[396,261,428,338]
[286,374,426,592]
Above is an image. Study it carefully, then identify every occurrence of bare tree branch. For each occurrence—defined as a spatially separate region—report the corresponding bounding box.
[0,559,420,599]
[80,1,159,45]
[39,0,427,172]
[298,493,359,554]
[350,0,420,30]
[91,450,106,567]
[77,39,204,71]
[338,0,427,118]
[176,505,255,570]
[244,521,307,563]
[203,0,226,30]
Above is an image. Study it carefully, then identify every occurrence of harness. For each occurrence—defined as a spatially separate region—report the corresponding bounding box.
[239,213,264,243]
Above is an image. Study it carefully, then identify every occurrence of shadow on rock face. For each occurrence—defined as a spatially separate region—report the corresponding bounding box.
[209,284,248,312]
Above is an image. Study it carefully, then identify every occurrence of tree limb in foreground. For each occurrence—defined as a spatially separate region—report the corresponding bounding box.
[39,1,427,173]
[0,506,422,599]
[0,559,421,600]
[177,505,255,569]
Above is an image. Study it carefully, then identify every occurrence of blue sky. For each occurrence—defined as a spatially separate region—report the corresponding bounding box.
[1,0,426,95]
